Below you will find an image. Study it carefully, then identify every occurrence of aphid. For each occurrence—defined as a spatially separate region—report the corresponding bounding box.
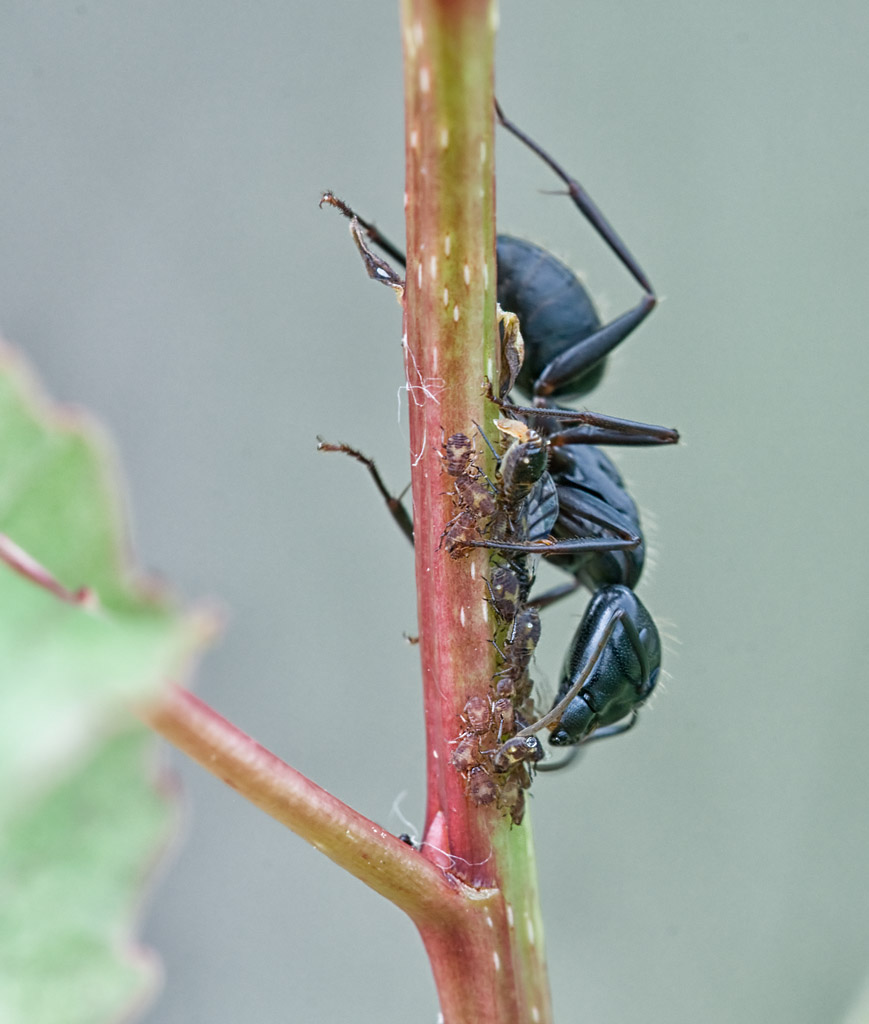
[495,606,541,702]
[441,433,476,478]
[467,766,498,806]
[462,695,493,735]
[451,735,482,773]
[486,565,523,621]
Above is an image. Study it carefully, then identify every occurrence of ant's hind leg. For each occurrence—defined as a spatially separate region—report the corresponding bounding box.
[495,101,657,401]
[494,100,654,296]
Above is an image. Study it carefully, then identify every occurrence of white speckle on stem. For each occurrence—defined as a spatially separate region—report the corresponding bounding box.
[410,129,419,150]
[419,66,431,93]
[440,127,449,149]
[470,562,476,579]
[413,20,424,46]
[493,951,501,971]
[463,263,471,285]
[443,287,449,307]
[480,139,487,164]
[506,904,514,927]
[460,606,466,627]
[531,1009,540,1023]
[453,305,460,322]
[417,263,423,288]
[482,599,489,622]
[483,263,489,289]
[444,234,451,256]
[429,255,438,280]
[526,916,535,945]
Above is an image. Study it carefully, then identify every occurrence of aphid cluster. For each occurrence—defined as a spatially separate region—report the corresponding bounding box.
[440,437,544,821]
[319,100,679,823]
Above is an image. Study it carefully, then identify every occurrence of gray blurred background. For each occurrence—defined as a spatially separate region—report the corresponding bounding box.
[3,2,869,1022]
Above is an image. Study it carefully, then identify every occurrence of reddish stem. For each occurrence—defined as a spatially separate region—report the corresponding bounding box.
[141,685,461,920]
[399,0,554,1020]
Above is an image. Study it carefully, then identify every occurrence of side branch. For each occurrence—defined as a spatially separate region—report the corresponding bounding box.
[140,685,464,922]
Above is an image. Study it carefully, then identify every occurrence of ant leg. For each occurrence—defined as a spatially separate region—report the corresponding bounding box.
[548,415,678,447]
[505,607,625,741]
[495,100,654,296]
[464,485,641,560]
[526,486,645,608]
[491,397,679,446]
[463,533,639,557]
[536,746,582,772]
[495,101,657,401]
[527,577,583,612]
[320,192,407,267]
[581,710,640,743]
[554,488,640,548]
[535,708,639,772]
[317,440,414,545]
[534,300,655,402]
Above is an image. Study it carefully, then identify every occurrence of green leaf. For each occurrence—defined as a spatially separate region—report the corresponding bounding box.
[0,343,216,1021]
[0,727,172,1024]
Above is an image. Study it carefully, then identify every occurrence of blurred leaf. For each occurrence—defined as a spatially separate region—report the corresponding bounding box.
[844,974,869,1024]
[0,342,216,1021]
[0,728,173,1024]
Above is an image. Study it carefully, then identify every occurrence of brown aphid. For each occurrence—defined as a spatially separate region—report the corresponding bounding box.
[462,696,493,735]
[450,735,481,773]
[495,662,535,703]
[508,788,526,826]
[495,672,518,699]
[454,474,496,519]
[503,607,541,672]
[487,566,522,621]
[442,433,476,477]
[498,772,523,813]
[467,766,497,806]
[441,509,482,556]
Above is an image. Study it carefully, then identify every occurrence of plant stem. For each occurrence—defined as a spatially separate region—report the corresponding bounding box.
[401,0,500,876]
[400,0,553,1020]
[141,685,462,919]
